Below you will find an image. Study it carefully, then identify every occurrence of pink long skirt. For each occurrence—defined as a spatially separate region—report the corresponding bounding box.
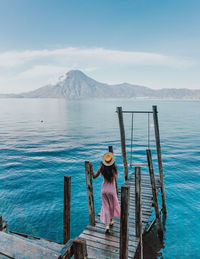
[100,179,120,223]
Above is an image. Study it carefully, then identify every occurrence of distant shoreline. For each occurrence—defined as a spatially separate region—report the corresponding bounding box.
[0,97,199,101]
[0,70,199,100]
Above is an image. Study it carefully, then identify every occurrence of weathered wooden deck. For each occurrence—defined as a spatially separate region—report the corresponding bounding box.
[0,230,73,259]
[79,172,161,259]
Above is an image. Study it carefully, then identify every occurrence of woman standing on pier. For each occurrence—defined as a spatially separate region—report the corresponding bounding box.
[90,152,120,233]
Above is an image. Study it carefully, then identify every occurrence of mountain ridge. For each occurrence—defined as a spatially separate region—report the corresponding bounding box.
[0,70,199,99]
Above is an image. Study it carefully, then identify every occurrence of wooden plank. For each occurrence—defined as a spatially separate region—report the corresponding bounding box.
[118,190,154,199]
[117,106,128,181]
[119,199,153,208]
[9,231,73,259]
[80,234,137,258]
[85,225,137,243]
[85,161,95,226]
[118,197,154,208]
[86,245,119,259]
[0,232,61,259]
[73,237,87,259]
[127,182,161,190]
[152,105,167,214]
[80,233,135,253]
[83,239,135,258]
[96,212,150,225]
[98,208,152,218]
[135,167,143,259]
[82,229,138,247]
[63,176,71,244]
[127,179,161,187]
[129,174,160,182]
[95,219,146,237]
[9,231,69,254]
[83,229,120,243]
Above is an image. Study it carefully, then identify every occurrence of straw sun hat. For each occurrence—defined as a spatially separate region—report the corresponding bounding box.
[102,152,115,166]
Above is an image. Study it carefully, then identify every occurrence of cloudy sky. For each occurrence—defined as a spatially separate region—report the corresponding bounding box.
[0,0,200,93]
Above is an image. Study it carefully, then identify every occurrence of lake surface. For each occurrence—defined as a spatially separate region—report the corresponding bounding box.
[0,98,199,258]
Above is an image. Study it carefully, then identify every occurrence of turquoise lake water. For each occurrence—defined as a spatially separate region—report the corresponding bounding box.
[0,98,199,258]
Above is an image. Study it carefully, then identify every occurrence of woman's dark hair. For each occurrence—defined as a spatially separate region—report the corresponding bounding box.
[100,162,117,183]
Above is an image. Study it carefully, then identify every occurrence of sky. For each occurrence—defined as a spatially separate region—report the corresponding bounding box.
[0,0,200,93]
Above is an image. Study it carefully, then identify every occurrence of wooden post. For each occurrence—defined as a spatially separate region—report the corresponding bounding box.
[135,167,143,259]
[117,107,128,182]
[108,145,113,153]
[0,216,2,231]
[108,146,118,195]
[152,105,167,215]
[146,149,163,239]
[63,176,71,244]
[85,161,95,226]
[120,185,130,259]
[73,237,87,259]
[0,216,7,231]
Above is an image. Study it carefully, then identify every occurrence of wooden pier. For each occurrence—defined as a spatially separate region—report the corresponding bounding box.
[0,162,162,259]
[79,169,161,258]
[0,105,166,259]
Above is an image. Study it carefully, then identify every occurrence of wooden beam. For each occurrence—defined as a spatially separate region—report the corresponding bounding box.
[146,149,163,239]
[135,167,143,259]
[73,237,87,259]
[145,209,162,234]
[85,161,95,226]
[120,185,130,259]
[152,105,167,215]
[117,107,128,182]
[63,176,71,244]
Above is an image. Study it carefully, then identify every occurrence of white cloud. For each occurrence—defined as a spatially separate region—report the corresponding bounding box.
[0,47,195,68]
[0,46,196,93]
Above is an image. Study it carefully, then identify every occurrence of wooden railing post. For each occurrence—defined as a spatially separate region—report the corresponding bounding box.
[0,216,3,231]
[108,145,113,153]
[117,107,128,182]
[146,149,163,239]
[0,216,7,231]
[85,161,95,226]
[73,237,87,259]
[63,176,71,244]
[152,105,167,215]
[120,185,130,259]
[135,167,143,259]
[108,145,118,195]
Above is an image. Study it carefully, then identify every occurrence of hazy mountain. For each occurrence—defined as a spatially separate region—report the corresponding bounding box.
[0,70,199,99]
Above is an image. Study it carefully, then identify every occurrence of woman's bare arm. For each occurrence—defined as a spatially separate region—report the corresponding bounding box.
[89,162,101,179]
